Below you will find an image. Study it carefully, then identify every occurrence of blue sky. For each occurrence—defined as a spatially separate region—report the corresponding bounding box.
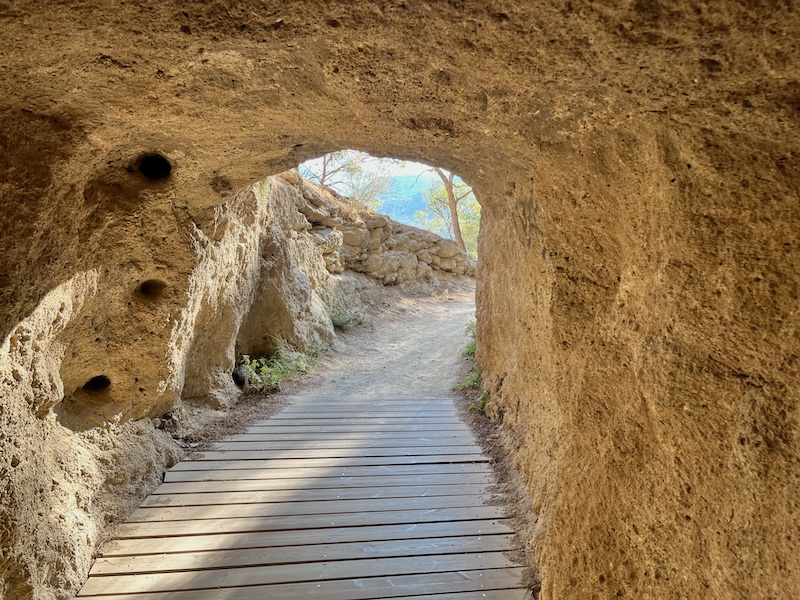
[300,153,435,180]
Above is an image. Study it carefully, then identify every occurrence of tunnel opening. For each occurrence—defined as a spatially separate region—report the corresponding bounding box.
[297,150,481,259]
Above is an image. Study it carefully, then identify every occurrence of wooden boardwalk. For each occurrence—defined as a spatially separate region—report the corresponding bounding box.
[78,397,528,599]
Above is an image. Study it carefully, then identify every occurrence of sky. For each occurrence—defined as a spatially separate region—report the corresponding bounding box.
[300,153,436,180]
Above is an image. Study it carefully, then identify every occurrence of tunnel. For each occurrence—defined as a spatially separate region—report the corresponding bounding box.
[0,2,798,599]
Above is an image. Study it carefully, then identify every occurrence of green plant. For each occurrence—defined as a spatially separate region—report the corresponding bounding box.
[239,344,324,394]
[456,318,488,410]
[330,307,363,331]
[462,319,477,359]
[454,365,482,391]
[469,390,490,413]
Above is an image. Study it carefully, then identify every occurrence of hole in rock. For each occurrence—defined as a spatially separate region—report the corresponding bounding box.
[83,375,111,391]
[138,152,172,181]
[232,364,246,387]
[138,279,167,299]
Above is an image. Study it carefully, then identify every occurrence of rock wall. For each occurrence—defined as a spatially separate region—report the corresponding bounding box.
[478,121,799,599]
[0,168,473,599]
[0,2,798,599]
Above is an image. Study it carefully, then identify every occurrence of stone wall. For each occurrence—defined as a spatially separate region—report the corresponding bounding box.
[0,2,797,599]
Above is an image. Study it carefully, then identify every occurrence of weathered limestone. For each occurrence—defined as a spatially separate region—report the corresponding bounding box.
[0,2,798,599]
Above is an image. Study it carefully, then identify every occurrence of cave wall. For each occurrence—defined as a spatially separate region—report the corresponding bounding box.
[1,1,798,599]
[479,120,799,598]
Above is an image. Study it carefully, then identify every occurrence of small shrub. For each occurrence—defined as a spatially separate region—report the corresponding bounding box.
[456,318,488,411]
[462,319,477,359]
[238,344,325,394]
[454,365,482,391]
[469,390,490,413]
[238,354,284,393]
[330,308,363,331]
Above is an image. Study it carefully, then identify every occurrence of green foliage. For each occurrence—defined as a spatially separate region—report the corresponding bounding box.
[239,345,323,394]
[456,318,488,412]
[469,390,490,413]
[458,196,481,257]
[329,305,364,331]
[455,365,482,390]
[462,319,477,359]
[412,177,481,257]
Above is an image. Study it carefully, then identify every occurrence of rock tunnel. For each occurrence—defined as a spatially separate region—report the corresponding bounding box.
[1,1,798,598]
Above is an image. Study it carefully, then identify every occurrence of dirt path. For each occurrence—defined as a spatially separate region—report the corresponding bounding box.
[286,291,476,399]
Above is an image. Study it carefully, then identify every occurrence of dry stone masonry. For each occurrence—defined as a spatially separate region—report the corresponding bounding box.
[288,174,476,283]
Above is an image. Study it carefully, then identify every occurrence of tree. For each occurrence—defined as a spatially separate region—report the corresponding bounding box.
[432,167,472,253]
[300,150,398,209]
[413,173,481,257]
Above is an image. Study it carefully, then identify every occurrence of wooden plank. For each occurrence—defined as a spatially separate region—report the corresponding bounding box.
[154,472,494,494]
[278,395,455,400]
[203,441,481,460]
[101,519,516,556]
[164,462,492,483]
[209,440,478,450]
[247,418,464,426]
[171,455,489,470]
[79,567,526,599]
[388,593,528,600]
[268,409,458,420]
[268,412,461,418]
[113,506,507,538]
[269,409,459,417]
[266,415,461,422]
[277,397,455,403]
[91,534,519,574]
[127,494,494,523]
[225,431,476,442]
[243,424,470,433]
[143,484,491,507]
[79,551,516,595]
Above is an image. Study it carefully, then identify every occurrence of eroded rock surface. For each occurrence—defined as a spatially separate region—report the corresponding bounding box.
[0,2,798,599]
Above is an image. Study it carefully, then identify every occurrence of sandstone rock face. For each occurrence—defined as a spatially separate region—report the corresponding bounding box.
[0,2,798,600]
